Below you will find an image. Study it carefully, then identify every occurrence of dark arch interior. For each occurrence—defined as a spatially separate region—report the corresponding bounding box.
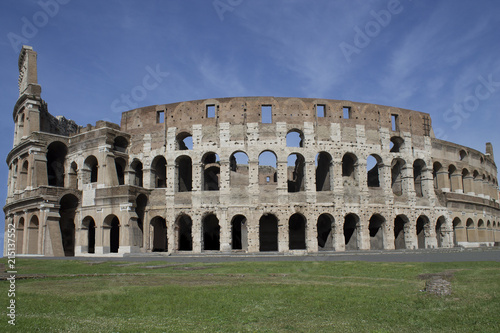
[289,214,306,249]
[317,214,333,250]
[394,216,406,249]
[59,194,78,256]
[344,214,358,250]
[369,215,384,250]
[231,215,247,250]
[260,214,278,251]
[203,214,220,250]
[47,141,68,187]
[177,215,192,251]
[110,217,120,253]
[152,217,167,252]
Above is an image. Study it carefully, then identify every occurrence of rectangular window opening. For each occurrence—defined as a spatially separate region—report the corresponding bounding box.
[391,114,399,131]
[316,104,325,118]
[266,176,270,183]
[423,116,430,136]
[343,106,351,119]
[206,105,216,118]
[156,110,165,124]
[261,105,272,123]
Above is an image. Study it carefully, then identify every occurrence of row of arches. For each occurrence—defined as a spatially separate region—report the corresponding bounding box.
[9,137,497,204]
[13,210,499,255]
[433,162,498,199]
[453,217,499,243]
[175,130,407,152]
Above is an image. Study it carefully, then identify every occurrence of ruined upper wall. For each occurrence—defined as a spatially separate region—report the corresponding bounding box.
[120,97,432,137]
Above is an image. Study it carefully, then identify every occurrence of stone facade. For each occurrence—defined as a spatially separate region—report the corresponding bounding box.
[4,46,500,257]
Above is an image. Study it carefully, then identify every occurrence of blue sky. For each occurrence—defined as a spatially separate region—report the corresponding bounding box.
[1,0,499,254]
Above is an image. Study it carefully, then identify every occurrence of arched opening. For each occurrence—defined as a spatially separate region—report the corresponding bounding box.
[202,153,220,191]
[390,136,404,153]
[413,159,426,197]
[462,168,472,194]
[176,155,192,192]
[84,155,98,184]
[115,157,126,185]
[493,221,497,242]
[452,217,462,245]
[131,159,143,187]
[286,129,304,147]
[466,219,475,242]
[394,215,408,249]
[176,215,192,251]
[102,215,120,253]
[230,152,249,187]
[342,153,358,185]
[202,214,220,251]
[109,216,120,253]
[367,154,382,188]
[59,194,78,256]
[477,219,485,242]
[231,215,248,250]
[176,132,193,150]
[151,216,167,252]
[344,213,359,250]
[135,194,147,247]
[315,152,332,191]
[151,156,167,188]
[391,158,405,196]
[287,153,305,192]
[448,165,457,192]
[259,151,277,185]
[435,216,446,248]
[289,213,306,250]
[19,160,29,189]
[113,136,128,153]
[486,221,493,242]
[416,216,429,249]
[47,141,67,187]
[433,162,443,189]
[27,215,39,254]
[16,218,25,254]
[459,150,467,161]
[317,214,334,251]
[82,216,96,254]
[68,162,78,189]
[369,214,385,250]
[259,213,278,251]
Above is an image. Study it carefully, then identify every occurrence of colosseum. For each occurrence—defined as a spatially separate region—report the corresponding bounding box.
[4,46,500,257]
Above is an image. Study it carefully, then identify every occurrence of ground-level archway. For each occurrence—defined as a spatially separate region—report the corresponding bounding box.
[203,214,220,251]
[231,215,248,251]
[176,214,192,251]
[317,214,334,251]
[289,213,306,250]
[369,214,385,250]
[151,216,167,252]
[344,214,360,250]
[260,214,278,251]
[59,194,78,256]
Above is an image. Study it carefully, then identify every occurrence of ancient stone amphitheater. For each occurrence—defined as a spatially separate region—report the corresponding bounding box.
[4,46,500,257]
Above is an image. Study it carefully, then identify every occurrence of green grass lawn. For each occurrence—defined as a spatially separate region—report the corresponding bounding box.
[0,259,499,332]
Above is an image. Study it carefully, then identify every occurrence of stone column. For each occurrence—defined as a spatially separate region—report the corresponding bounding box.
[219,208,231,252]
[450,172,463,193]
[437,170,450,192]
